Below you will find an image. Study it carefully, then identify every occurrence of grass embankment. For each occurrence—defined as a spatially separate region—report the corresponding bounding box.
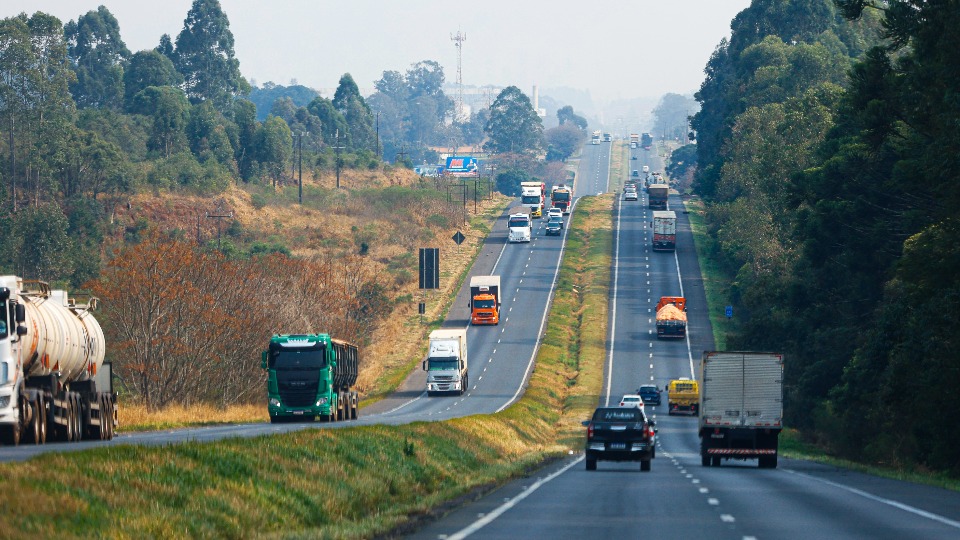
[0,195,615,538]
[682,197,733,349]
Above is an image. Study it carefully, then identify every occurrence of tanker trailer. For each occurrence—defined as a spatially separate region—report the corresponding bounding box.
[0,276,116,446]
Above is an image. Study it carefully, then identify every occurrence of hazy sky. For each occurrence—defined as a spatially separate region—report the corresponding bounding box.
[6,1,752,103]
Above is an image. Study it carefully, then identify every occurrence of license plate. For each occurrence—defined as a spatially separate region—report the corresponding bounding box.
[610,442,626,450]
[293,411,304,415]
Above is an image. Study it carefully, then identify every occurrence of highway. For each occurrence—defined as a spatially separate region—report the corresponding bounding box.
[406,141,960,540]
[0,141,613,462]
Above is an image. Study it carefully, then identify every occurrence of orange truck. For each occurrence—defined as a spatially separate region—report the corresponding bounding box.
[469,275,501,325]
[656,296,687,339]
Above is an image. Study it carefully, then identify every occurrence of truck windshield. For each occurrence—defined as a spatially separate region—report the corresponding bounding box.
[270,349,326,370]
[553,193,570,202]
[0,302,7,339]
[509,218,530,227]
[427,358,459,371]
[521,195,540,205]
[474,299,495,309]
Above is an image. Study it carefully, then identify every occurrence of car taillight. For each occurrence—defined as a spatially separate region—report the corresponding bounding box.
[587,424,594,438]
[647,425,656,438]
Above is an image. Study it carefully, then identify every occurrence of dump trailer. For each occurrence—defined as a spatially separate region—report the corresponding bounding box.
[648,184,669,210]
[423,328,468,396]
[469,275,501,325]
[263,334,359,422]
[551,186,572,215]
[652,211,677,251]
[0,276,116,446]
[699,351,784,468]
[656,296,687,339]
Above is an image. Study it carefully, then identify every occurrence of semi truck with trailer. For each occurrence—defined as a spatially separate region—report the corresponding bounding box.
[0,276,116,446]
[508,212,532,243]
[699,351,784,468]
[630,133,640,148]
[652,211,677,251]
[551,185,572,215]
[263,334,359,422]
[423,329,469,396]
[668,378,699,416]
[656,296,687,339]
[648,183,669,210]
[591,130,601,145]
[641,132,653,149]
[469,276,501,325]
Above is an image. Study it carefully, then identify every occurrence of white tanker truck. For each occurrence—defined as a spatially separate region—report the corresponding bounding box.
[0,276,116,445]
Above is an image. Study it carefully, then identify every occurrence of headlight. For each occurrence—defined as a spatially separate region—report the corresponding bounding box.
[316,397,328,406]
[0,395,9,408]
[269,398,281,407]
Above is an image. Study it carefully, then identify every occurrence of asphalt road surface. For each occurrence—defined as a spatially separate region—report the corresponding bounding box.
[405,142,960,540]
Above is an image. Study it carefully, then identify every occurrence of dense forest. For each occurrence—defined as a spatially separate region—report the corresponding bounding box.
[0,0,590,409]
[689,0,960,474]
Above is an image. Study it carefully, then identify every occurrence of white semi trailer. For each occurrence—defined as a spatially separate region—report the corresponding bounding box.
[0,276,116,445]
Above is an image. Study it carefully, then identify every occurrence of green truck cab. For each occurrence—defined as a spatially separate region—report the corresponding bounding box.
[262,334,359,423]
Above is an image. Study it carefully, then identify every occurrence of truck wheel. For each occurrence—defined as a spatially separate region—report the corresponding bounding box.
[758,455,777,469]
[37,394,47,444]
[72,394,83,442]
[585,458,597,471]
[701,454,710,467]
[640,459,651,472]
[0,424,20,446]
[712,456,721,467]
[26,396,42,445]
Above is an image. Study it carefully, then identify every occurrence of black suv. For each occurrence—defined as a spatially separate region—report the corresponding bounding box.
[638,384,662,406]
[583,407,655,471]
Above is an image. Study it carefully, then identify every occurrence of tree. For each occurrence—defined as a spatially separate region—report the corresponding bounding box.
[65,6,130,110]
[187,100,235,167]
[557,105,587,130]
[172,0,249,109]
[232,98,259,180]
[405,60,451,121]
[7,204,75,282]
[306,96,348,146]
[495,168,529,197]
[123,50,182,110]
[484,86,543,155]
[333,73,375,152]
[544,123,582,161]
[257,115,292,186]
[0,13,77,211]
[131,85,191,157]
[652,93,698,142]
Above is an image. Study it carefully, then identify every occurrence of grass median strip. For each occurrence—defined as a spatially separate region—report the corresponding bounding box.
[0,195,614,538]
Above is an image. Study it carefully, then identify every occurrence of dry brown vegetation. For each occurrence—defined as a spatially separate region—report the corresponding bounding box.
[99,166,510,415]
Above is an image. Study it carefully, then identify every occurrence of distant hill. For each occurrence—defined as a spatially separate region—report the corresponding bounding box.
[248,83,319,120]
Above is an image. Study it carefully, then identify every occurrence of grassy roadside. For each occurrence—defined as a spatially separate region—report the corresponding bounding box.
[682,197,733,349]
[0,195,614,538]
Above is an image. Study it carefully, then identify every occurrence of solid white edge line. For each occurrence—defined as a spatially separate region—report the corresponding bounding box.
[605,187,622,408]
[784,469,960,530]
[674,216,696,379]
[382,391,426,414]
[447,457,584,540]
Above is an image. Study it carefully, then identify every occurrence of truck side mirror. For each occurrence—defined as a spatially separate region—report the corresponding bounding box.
[16,325,27,337]
[422,361,427,371]
[15,303,25,323]
[260,351,267,370]
[0,287,8,301]
[581,420,590,427]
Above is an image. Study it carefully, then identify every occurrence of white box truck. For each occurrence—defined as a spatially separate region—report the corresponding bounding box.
[699,351,784,468]
[423,329,468,396]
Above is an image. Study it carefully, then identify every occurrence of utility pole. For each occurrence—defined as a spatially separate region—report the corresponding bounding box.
[297,132,305,204]
[206,203,233,252]
[375,111,381,159]
[334,129,345,189]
